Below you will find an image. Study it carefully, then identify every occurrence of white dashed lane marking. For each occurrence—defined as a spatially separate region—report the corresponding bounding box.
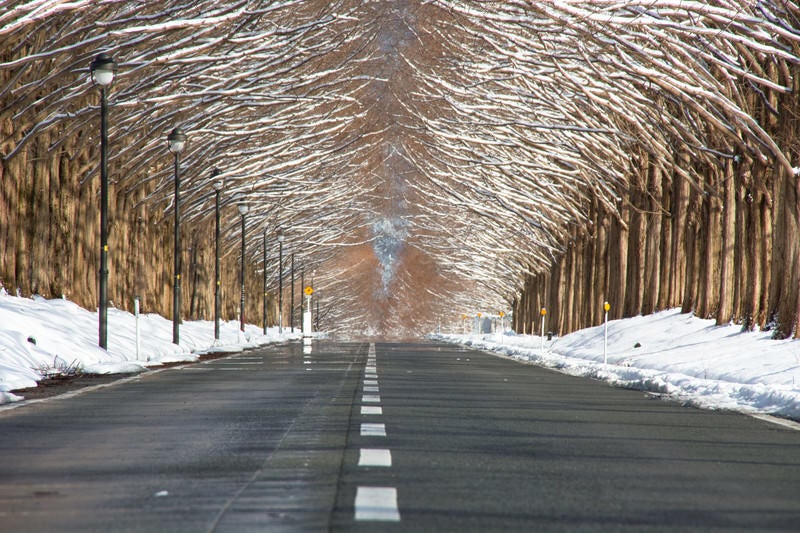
[361,423,386,437]
[358,448,392,467]
[355,344,400,523]
[355,487,400,522]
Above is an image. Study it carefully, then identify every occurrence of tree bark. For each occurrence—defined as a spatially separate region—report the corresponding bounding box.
[717,155,737,325]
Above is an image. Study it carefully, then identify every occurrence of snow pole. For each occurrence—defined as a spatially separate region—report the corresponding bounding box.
[603,301,610,365]
[540,307,546,352]
[303,286,313,337]
[134,296,140,361]
[498,311,505,344]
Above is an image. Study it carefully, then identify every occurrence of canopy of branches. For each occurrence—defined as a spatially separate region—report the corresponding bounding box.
[2,0,799,334]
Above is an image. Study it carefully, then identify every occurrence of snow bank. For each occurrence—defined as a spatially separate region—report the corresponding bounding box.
[0,292,300,400]
[435,309,800,421]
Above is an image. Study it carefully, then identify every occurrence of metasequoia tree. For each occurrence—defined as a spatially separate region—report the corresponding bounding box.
[411,1,800,337]
[1,0,377,329]
[2,0,800,337]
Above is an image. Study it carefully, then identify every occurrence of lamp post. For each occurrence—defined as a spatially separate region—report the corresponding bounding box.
[300,267,305,325]
[263,230,268,335]
[211,169,223,341]
[90,52,116,350]
[167,127,187,345]
[277,229,284,334]
[311,269,315,332]
[290,252,295,333]
[237,195,249,332]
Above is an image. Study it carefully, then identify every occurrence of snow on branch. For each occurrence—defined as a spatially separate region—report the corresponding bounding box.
[2,0,799,331]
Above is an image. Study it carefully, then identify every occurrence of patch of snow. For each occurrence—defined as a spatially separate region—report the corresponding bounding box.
[0,293,301,401]
[434,309,800,421]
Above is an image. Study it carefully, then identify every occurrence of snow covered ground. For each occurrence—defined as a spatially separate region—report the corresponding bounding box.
[0,292,302,404]
[2,291,800,423]
[434,309,800,422]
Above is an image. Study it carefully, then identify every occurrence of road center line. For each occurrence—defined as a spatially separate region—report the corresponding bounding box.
[361,423,386,437]
[358,448,392,467]
[361,405,383,415]
[355,487,400,522]
[362,394,381,403]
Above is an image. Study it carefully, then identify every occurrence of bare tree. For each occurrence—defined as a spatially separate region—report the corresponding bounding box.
[2,1,800,336]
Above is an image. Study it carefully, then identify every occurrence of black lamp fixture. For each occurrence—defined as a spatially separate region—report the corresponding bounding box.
[90,52,117,350]
[237,194,249,332]
[263,229,268,335]
[277,228,285,334]
[90,53,117,86]
[211,169,223,341]
[167,127,187,345]
[290,252,295,333]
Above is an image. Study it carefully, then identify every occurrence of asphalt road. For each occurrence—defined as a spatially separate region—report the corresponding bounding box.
[0,341,364,532]
[2,341,800,532]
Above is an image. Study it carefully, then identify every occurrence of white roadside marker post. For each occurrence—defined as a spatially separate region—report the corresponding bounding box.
[603,301,610,365]
[134,295,140,361]
[540,307,546,353]
[303,286,313,337]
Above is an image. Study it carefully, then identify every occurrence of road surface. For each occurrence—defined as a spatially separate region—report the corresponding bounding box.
[1,341,799,531]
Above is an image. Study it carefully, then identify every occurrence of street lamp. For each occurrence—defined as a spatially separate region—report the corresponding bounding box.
[237,195,249,332]
[211,169,223,341]
[90,52,116,350]
[277,229,284,334]
[167,126,187,345]
[263,229,268,335]
[290,252,295,333]
[312,269,317,332]
[300,267,305,327]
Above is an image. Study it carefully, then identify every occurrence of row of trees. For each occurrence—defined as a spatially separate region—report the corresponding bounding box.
[2,1,800,336]
[407,1,800,337]
[507,8,800,337]
[0,1,378,333]
[514,137,798,337]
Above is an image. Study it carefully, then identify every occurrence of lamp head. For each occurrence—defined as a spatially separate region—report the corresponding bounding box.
[211,168,224,192]
[167,127,187,154]
[90,53,117,86]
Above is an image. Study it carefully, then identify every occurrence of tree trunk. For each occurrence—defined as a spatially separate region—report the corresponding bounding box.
[643,162,662,315]
[624,185,646,317]
[607,197,629,320]
[717,156,737,325]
